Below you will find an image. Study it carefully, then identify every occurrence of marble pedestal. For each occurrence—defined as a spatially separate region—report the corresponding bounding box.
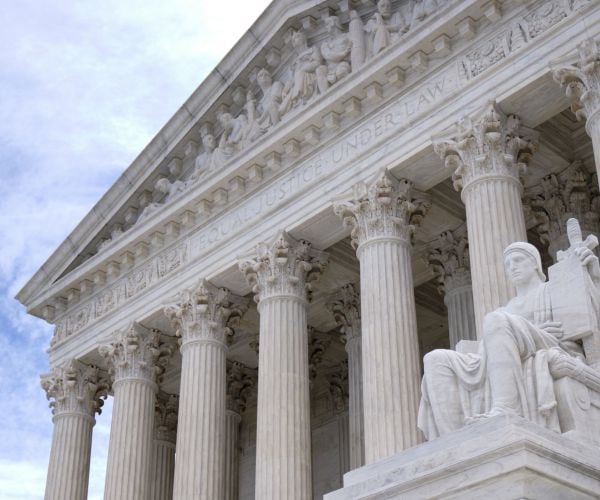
[324,415,600,500]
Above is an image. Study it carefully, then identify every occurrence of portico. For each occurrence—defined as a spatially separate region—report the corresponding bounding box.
[19,0,600,498]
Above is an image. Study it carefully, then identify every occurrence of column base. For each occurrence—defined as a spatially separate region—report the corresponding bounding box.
[324,415,600,499]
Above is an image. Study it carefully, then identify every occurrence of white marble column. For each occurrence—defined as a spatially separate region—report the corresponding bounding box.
[434,101,537,337]
[334,171,430,464]
[164,279,247,500]
[149,393,178,500]
[41,360,109,500]
[525,161,600,262]
[428,229,476,348]
[224,361,256,500]
[553,39,600,179]
[328,283,364,469]
[100,323,175,500]
[239,232,328,500]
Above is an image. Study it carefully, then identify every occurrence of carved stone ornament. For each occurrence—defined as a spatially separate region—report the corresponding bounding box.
[552,38,600,124]
[99,322,175,384]
[433,100,539,192]
[333,169,430,250]
[327,282,361,342]
[226,360,257,414]
[40,359,109,418]
[327,360,349,412]
[163,279,249,346]
[239,231,329,303]
[419,219,600,444]
[525,162,600,261]
[154,392,179,443]
[309,328,332,381]
[427,227,471,294]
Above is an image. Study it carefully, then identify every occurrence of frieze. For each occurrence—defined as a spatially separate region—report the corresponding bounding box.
[53,242,189,345]
[48,0,592,344]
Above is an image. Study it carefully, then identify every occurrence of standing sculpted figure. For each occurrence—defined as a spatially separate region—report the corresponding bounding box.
[418,221,600,440]
[317,16,352,93]
[281,29,323,112]
[364,0,410,56]
[411,0,440,25]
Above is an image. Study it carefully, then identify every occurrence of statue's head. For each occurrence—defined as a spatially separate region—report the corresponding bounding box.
[377,0,392,17]
[324,15,342,34]
[503,242,545,285]
[202,133,215,152]
[257,68,272,88]
[155,177,171,194]
[291,30,307,48]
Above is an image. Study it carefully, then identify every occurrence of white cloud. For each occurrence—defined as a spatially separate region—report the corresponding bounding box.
[0,0,270,497]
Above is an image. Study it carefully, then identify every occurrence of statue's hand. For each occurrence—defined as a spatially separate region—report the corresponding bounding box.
[574,246,597,267]
[538,321,564,339]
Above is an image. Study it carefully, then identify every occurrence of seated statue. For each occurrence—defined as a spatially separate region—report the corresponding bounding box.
[418,218,600,441]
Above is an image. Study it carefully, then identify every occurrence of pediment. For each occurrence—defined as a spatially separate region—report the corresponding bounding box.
[19,0,576,322]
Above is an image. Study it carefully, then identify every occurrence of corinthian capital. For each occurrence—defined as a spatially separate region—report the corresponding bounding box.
[226,360,257,414]
[525,161,600,261]
[99,323,175,384]
[333,170,430,250]
[427,228,471,294]
[164,279,248,347]
[239,232,329,303]
[552,39,600,125]
[40,359,109,418]
[154,392,179,443]
[433,100,538,192]
[327,283,361,342]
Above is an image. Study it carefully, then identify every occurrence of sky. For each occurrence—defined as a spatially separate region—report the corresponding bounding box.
[0,1,271,498]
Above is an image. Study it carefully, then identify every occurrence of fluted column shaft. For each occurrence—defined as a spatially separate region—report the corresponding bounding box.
[105,378,156,500]
[358,238,422,462]
[45,413,94,500]
[345,334,364,469]
[334,171,429,464]
[434,101,537,337]
[101,324,174,500]
[224,410,242,500]
[150,440,175,500]
[165,279,247,500]
[256,295,311,499]
[462,177,526,334]
[42,360,107,500]
[445,284,476,348]
[240,232,328,500]
[173,340,226,498]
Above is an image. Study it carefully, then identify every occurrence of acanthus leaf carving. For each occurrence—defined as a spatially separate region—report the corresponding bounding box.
[327,282,361,343]
[333,169,430,249]
[433,100,538,192]
[239,231,329,303]
[163,279,248,347]
[40,359,110,418]
[427,227,471,294]
[154,392,179,443]
[99,322,176,384]
[226,360,257,415]
[327,360,349,412]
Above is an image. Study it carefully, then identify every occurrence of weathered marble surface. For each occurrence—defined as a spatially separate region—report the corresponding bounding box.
[324,415,600,499]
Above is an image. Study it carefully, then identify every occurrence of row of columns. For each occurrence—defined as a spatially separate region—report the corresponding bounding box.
[41,38,600,500]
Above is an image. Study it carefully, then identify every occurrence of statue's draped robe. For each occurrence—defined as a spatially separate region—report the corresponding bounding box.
[418,282,586,440]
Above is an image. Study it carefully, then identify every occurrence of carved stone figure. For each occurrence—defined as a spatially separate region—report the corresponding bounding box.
[140,177,186,220]
[318,16,352,93]
[256,68,284,129]
[364,0,410,57]
[411,0,440,25]
[189,123,218,183]
[281,29,323,112]
[419,219,600,442]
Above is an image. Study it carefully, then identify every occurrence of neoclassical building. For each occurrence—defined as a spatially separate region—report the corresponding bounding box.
[18,0,600,498]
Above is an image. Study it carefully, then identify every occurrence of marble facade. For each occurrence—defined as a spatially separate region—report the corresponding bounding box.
[18,0,600,498]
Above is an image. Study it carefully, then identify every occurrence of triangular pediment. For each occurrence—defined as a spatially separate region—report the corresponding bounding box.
[18,0,524,318]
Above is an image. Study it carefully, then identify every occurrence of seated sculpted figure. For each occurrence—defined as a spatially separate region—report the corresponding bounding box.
[418,224,600,441]
[364,0,410,56]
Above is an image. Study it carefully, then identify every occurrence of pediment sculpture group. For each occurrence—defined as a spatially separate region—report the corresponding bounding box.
[96,0,447,250]
[418,218,600,443]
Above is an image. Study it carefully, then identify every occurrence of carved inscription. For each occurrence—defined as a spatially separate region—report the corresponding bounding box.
[194,69,457,254]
